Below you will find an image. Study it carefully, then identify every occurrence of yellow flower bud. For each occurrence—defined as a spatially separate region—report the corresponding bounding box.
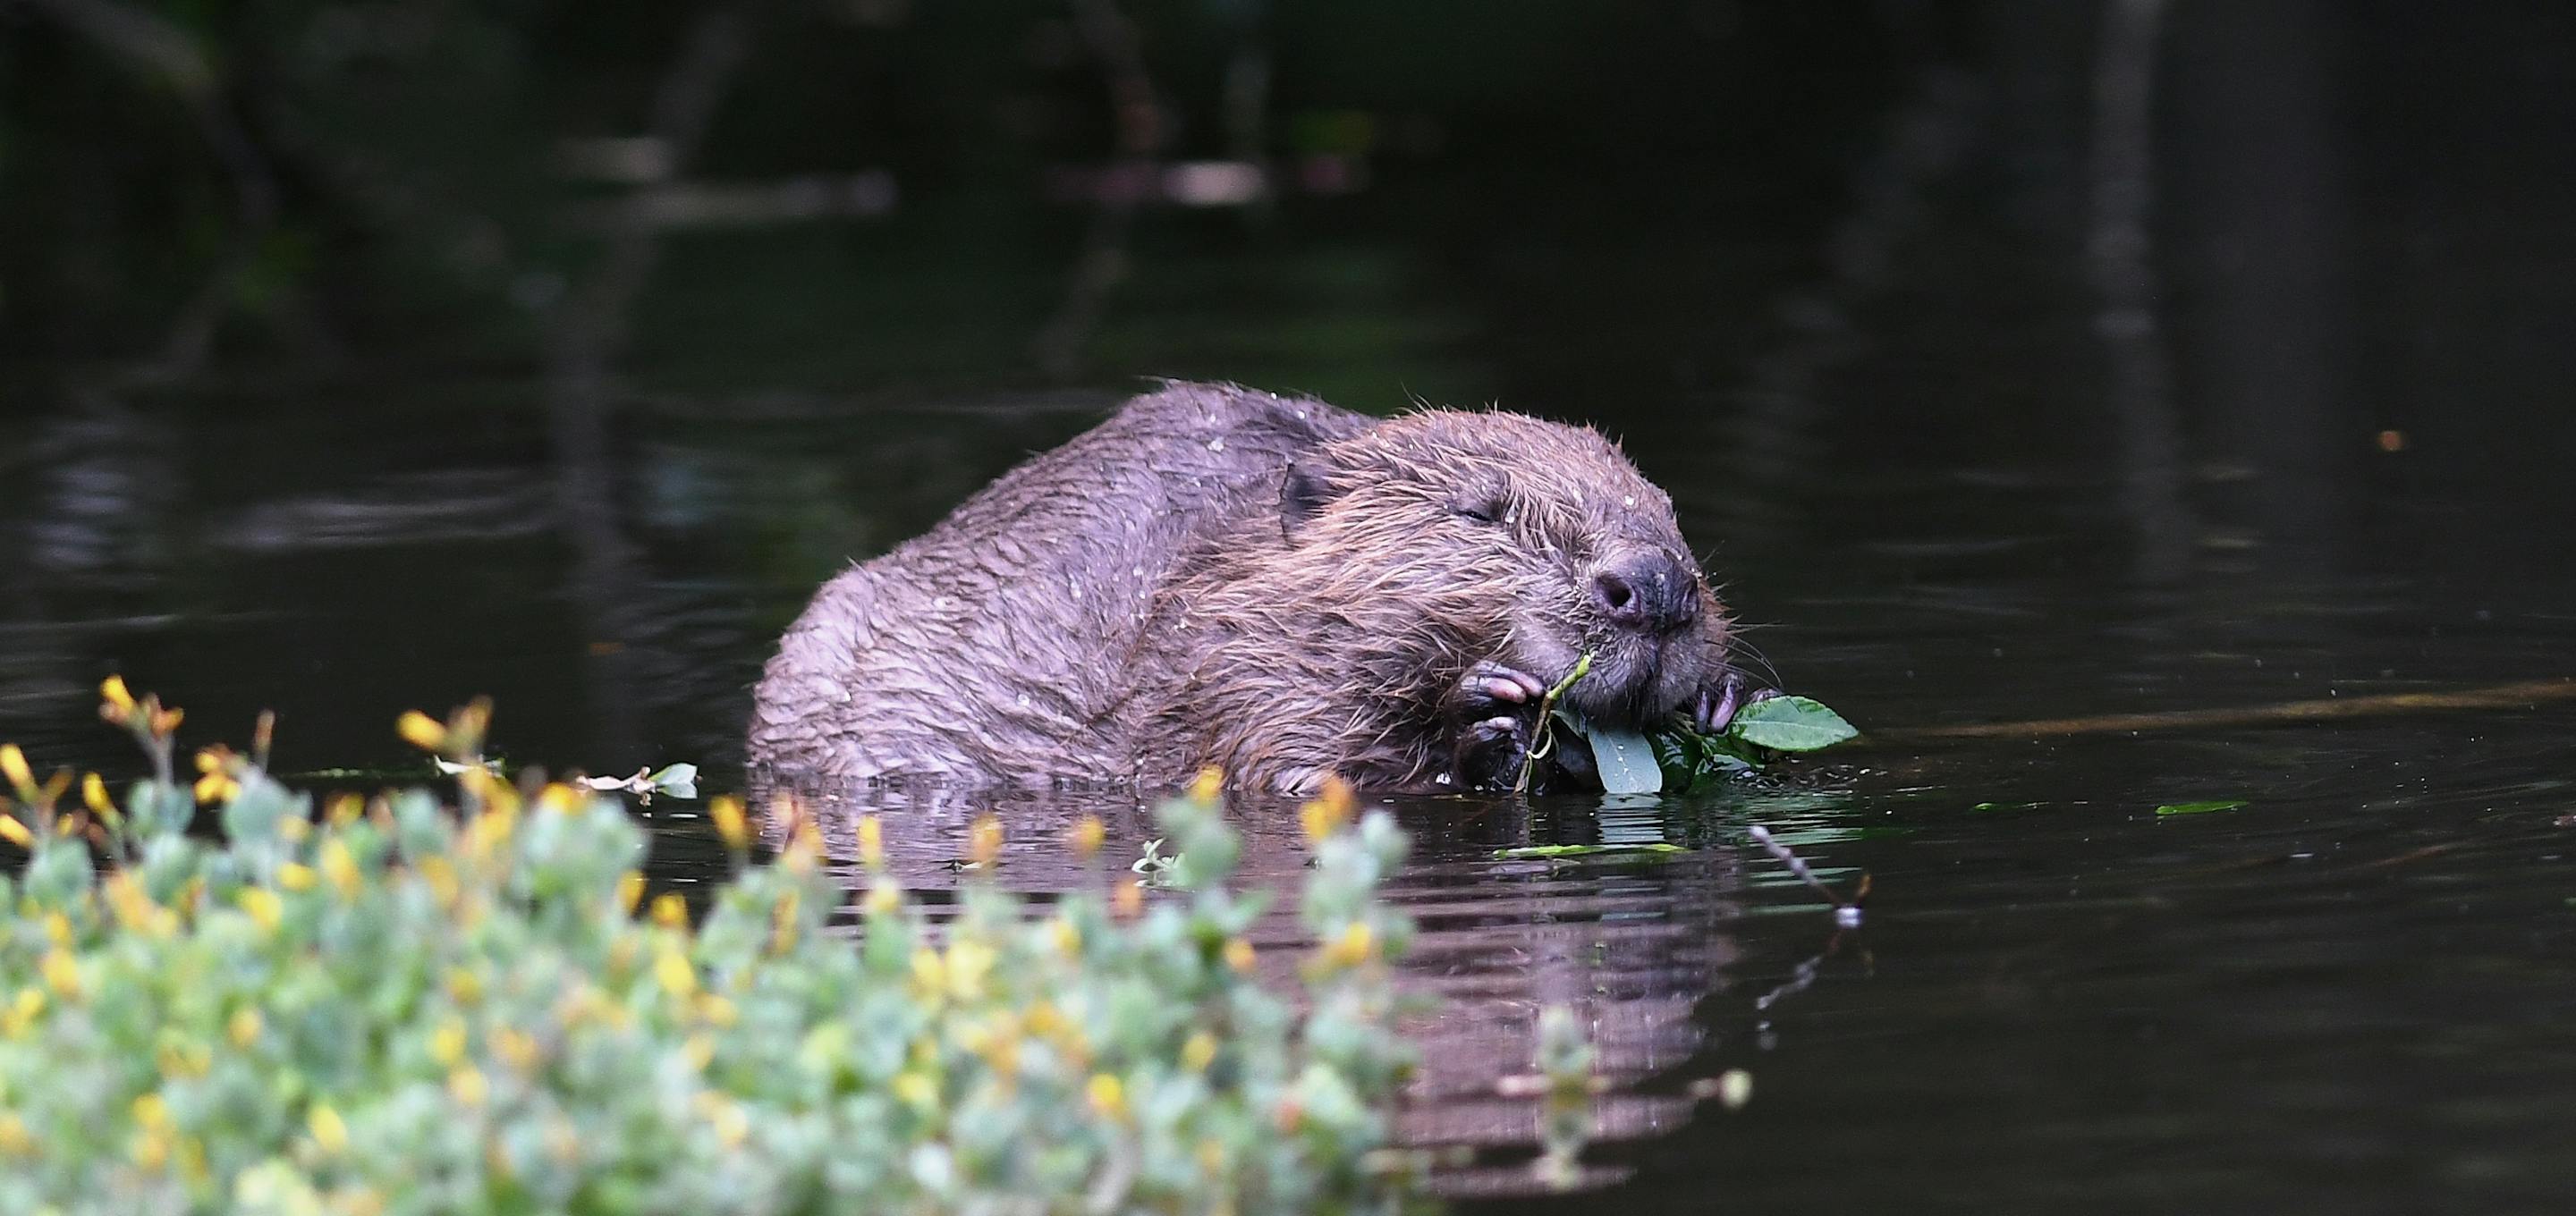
[893,1071,937,1110]
[1299,775,1357,846]
[910,944,947,996]
[1069,815,1106,861]
[99,675,136,717]
[857,815,884,869]
[655,950,697,1000]
[615,871,645,913]
[0,745,31,796]
[228,1008,263,1049]
[396,711,447,752]
[650,892,690,931]
[863,880,901,916]
[1086,1072,1129,1121]
[706,1096,750,1149]
[709,796,749,851]
[448,1067,487,1107]
[1318,920,1375,970]
[12,986,47,1029]
[418,857,460,910]
[0,816,30,849]
[538,783,582,816]
[429,1018,467,1067]
[782,818,823,875]
[464,803,516,860]
[1181,1031,1217,1073]
[193,771,237,806]
[80,773,114,817]
[1187,765,1225,805]
[308,1104,348,1154]
[157,1036,210,1078]
[967,814,1003,868]
[0,1112,30,1156]
[495,1027,540,1073]
[238,887,283,933]
[944,939,995,1002]
[41,949,79,999]
[445,967,484,1006]
[319,840,360,899]
[276,863,316,892]
[1223,937,1257,975]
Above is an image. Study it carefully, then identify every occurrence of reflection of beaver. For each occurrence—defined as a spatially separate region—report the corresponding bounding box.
[750,381,1758,793]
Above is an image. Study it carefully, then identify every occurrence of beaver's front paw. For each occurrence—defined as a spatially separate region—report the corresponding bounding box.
[1691,669,1782,734]
[1446,662,1549,791]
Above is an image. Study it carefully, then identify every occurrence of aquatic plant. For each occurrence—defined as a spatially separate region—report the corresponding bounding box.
[0,685,1420,1215]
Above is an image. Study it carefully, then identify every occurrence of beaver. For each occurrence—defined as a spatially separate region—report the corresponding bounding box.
[749,381,1759,793]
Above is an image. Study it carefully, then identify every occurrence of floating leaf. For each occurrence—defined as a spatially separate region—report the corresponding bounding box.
[1492,843,1687,860]
[2155,799,2250,816]
[1724,697,1859,752]
[646,763,699,800]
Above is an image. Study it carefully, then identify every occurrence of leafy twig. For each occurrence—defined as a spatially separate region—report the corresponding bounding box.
[1513,653,1592,795]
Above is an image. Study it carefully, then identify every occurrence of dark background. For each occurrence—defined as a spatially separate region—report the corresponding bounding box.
[2,0,2572,774]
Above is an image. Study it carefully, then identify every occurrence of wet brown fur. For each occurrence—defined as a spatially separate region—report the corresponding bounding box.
[750,382,1733,794]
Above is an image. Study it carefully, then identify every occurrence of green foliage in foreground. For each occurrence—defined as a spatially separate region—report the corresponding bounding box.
[0,692,1421,1216]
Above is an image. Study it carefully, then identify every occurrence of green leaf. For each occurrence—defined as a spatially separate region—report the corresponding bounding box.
[647,763,700,799]
[1572,718,1662,795]
[1492,843,1687,860]
[1724,696,1859,752]
[2154,799,2249,816]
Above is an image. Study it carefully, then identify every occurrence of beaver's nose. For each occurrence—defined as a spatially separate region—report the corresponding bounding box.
[1590,552,1697,633]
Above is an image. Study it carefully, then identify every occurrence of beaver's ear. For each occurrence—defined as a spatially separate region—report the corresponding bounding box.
[1279,460,1334,539]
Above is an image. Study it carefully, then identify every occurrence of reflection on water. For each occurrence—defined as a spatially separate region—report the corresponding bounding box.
[739,776,1867,1197]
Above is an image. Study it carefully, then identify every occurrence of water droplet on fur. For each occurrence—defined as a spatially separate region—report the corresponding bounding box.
[932,596,951,611]
[1131,565,1145,578]
[1017,693,1031,709]
[1070,579,1082,599]
[1208,437,1226,452]
[1623,494,1638,508]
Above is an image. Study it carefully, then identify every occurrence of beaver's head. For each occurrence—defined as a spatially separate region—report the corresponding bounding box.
[1279,409,1731,730]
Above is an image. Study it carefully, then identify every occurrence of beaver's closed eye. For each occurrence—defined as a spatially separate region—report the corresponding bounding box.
[1453,496,1508,525]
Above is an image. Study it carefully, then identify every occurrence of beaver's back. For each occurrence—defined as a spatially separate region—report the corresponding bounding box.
[750,382,1368,784]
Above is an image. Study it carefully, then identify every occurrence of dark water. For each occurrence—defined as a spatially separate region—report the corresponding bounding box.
[10,5,2576,1212]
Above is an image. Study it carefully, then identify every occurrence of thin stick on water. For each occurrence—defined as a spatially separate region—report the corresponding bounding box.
[1747,824,1868,928]
[1513,653,1593,795]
